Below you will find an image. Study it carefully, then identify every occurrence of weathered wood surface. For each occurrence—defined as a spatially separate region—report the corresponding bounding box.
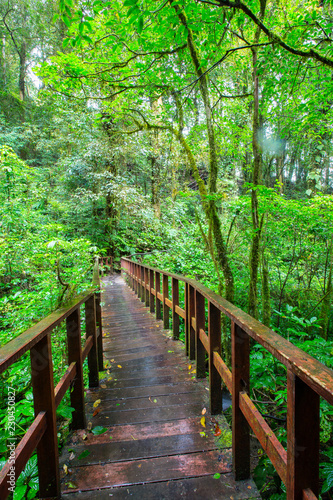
[60,275,259,499]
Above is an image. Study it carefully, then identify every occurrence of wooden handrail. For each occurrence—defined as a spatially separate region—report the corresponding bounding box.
[0,291,103,499]
[121,257,329,500]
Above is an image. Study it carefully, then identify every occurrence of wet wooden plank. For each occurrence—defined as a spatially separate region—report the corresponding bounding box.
[60,433,219,466]
[62,474,260,499]
[61,450,232,493]
[99,374,187,389]
[87,392,205,413]
[66,418,220,446]
[85,382,200,401]
[89,402,206,426]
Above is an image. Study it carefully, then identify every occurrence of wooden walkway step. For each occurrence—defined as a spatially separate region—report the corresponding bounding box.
[60,275,260,499]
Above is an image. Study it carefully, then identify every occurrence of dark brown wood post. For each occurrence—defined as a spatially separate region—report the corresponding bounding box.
[208,302,222,414]
[95,292,104,370]
[155,271,161,320]
[163,274,169,329]
[184,282,189,357]
[134,263,138,294]
[131,261,134,289]
[149,269,155,313]
[67,307,86,429]
[195,291,206,378]
[287,370,319,500]
[189,285,195,360]
[172,278,179,340]
[30,335,60,498]
[140,266,145,302]
[232,321,250,480]
[85,295,99,388]
[144,267,149,306]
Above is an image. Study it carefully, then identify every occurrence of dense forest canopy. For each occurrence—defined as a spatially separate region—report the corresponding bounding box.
[2,0,333,497]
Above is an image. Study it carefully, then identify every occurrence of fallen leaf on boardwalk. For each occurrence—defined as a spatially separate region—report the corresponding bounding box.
[137,464,142,468]
[131,435,137,440]
[188,364,192,370]
[106,370,110,375]
[110,359,115,362]
[247,486,252,489]
[201,408,207,415]
[87,422,92,430]
[117,365,122,368]
[63,464,68,474]
[100,384,107,389]
[213,473,221,479]
[93,408,101,417]
[108,377,113,381]
[109,436,113,440]
[191,369,196,374]
[167,350,174,353]
[92,426,107,435]
[69,452,75,461]
[214,424,222,437]
[200,416,206,427]
[78,450,90,460]
[153,398,157,403]
[93,399,101,408]
[200,431,206,438]
[66,482,78,489]
[82,433,88,440]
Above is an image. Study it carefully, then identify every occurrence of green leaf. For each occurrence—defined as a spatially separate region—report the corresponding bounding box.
[13,485,27,500]
[91,426,108,435]
[78,450,91,459]
[213,473,221,479]
[62,15,71,27]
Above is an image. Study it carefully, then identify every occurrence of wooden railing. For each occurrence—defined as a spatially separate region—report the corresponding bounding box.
[99,256,113,275]
[121,257,333,500]
[0,291,103,499]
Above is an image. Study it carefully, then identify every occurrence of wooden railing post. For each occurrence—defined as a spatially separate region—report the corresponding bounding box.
[131,261,134,290]
[140,266,145,302]
[195,291,206,378]
[184,283,189,357]
[163,274,169,329]
[144,267,149,307]
[155,271,161,320]
[287,370,319,499]
[149,269,155,313]
[30,335,60,498]
[85,295,99,388]
[172,278,179,340]
[208,302,222,413]
[95,292,104,370]
[133,263,137,294]
[189,285,195,360]
[232,321,250,480]
[67,308,86,429]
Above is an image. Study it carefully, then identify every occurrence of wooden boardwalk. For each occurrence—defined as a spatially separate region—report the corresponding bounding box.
[60,275,260,499]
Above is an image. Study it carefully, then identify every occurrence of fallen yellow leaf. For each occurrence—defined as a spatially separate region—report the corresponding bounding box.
[100,384,107,389]
[201,408,207,415]
[93,399,101,408]
[63,464,68,474]
[188,364,192,370]
[200,416,206,427]
[117,365,122,368]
